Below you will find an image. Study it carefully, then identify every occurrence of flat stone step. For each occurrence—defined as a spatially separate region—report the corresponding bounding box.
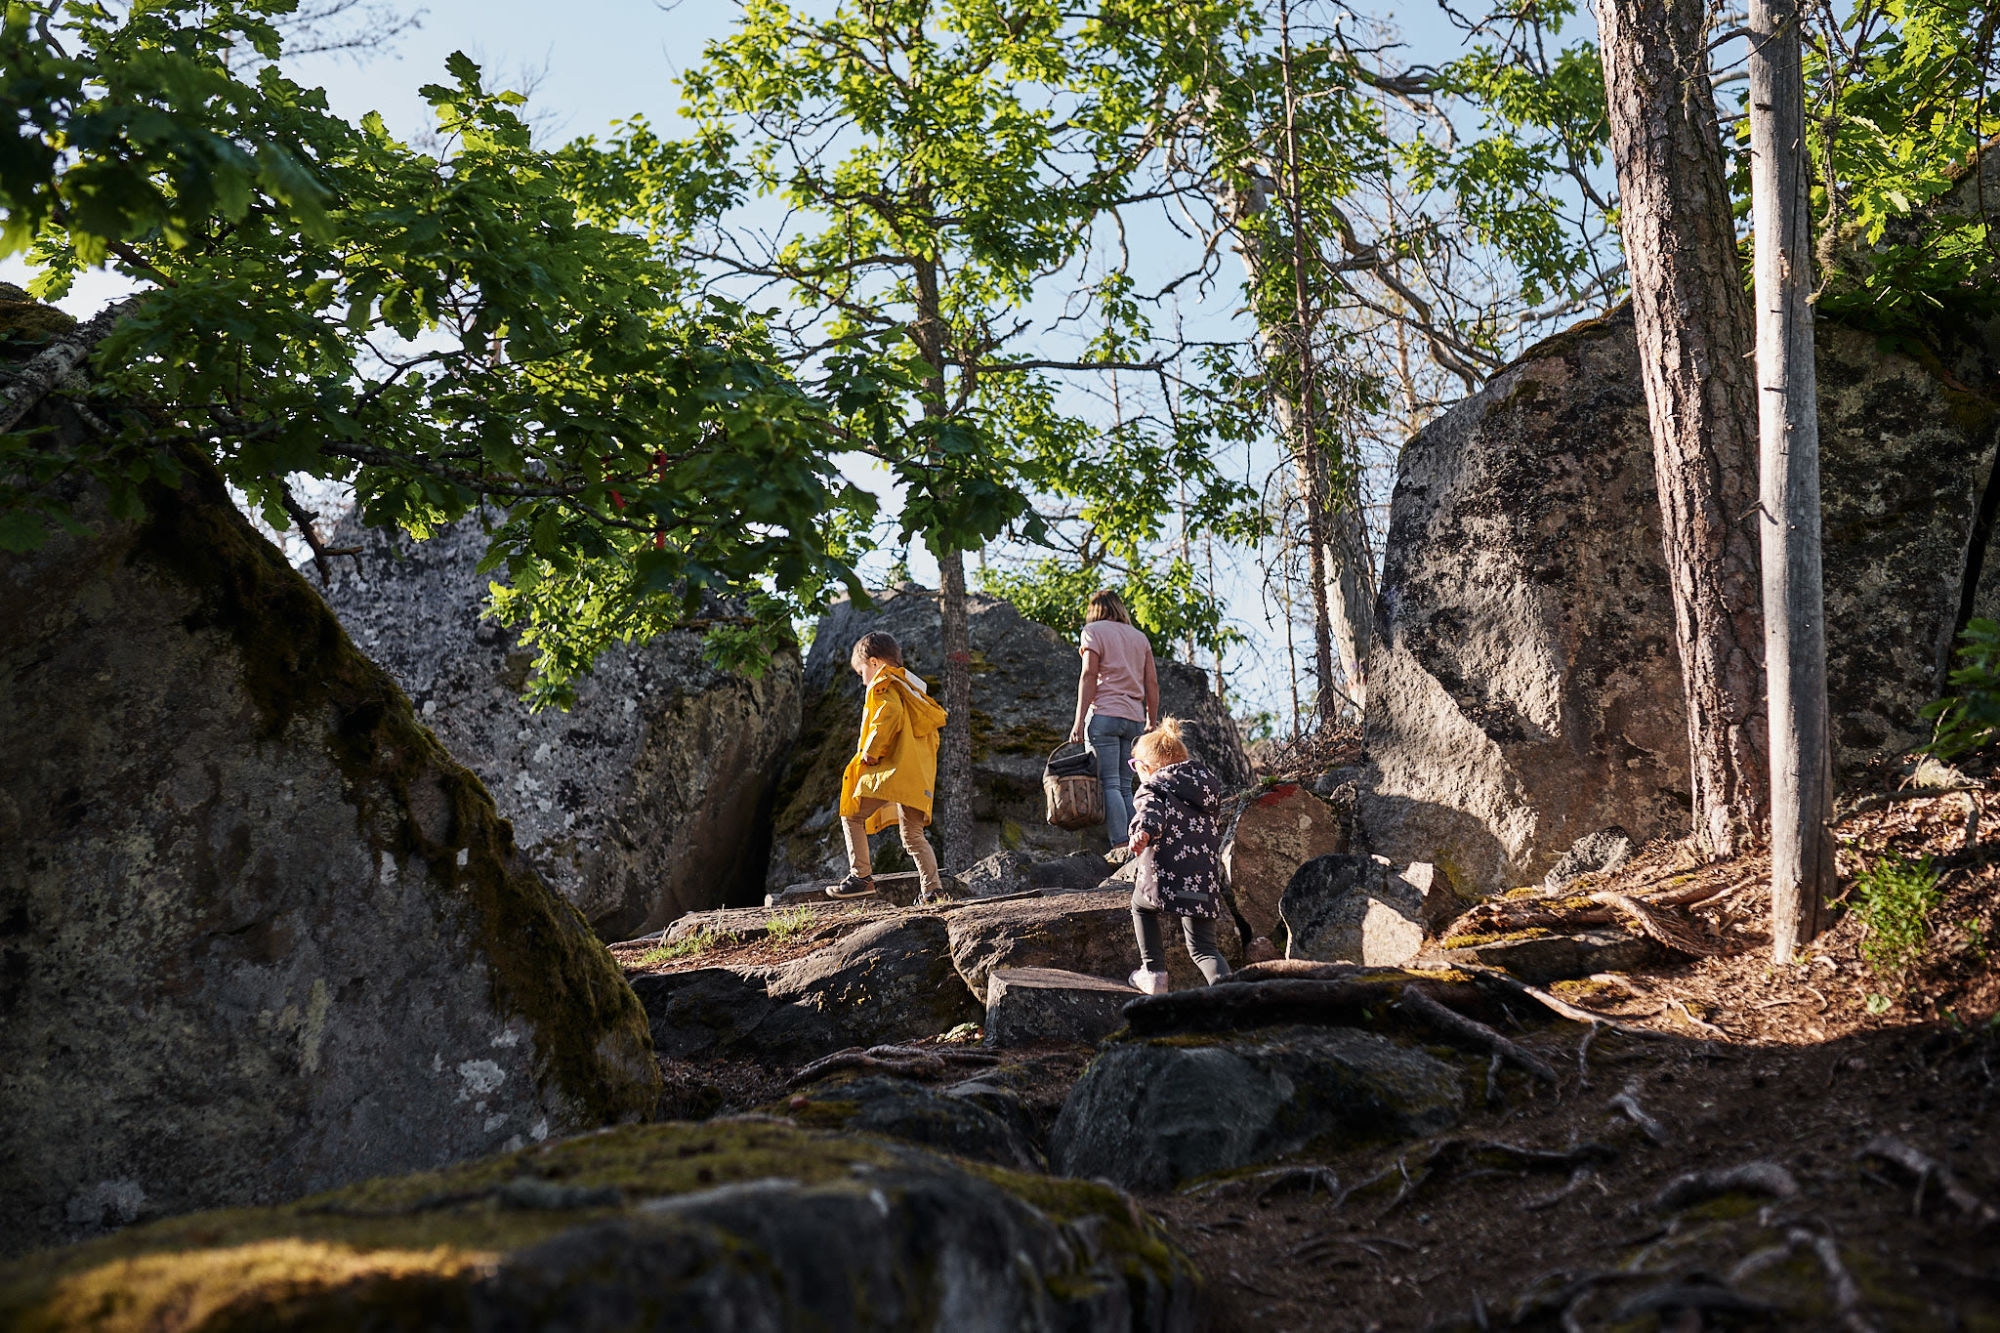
[984,966,1139,1050]
[766,873,930,908]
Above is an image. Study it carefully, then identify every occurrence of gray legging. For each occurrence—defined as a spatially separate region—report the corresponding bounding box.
[1132,907,1232,984]
[1087,712,1147,847]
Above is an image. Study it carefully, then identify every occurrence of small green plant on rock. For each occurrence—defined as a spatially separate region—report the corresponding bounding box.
[636,928,740,968]
[1854,854,1942,981]
[764,907,817,946]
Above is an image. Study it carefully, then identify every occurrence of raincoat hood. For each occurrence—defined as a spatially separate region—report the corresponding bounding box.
[1142,760,1222,818]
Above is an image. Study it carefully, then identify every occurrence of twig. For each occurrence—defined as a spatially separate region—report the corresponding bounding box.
[1859,1136,1999,1225]
[1668,998,1727,1037]
[1653,1161,1800,1210]
[1609,1078,1670,1144]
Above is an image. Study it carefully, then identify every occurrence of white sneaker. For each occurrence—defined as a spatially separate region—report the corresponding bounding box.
[1128,969,1169,996]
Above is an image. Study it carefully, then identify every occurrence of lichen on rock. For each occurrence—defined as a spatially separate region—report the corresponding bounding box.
[0,423,659,1257]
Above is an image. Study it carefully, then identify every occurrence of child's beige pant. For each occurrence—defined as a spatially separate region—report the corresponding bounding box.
[843,798,943,899]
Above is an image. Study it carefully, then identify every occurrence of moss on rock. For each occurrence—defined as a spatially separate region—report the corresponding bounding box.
[0,1121,1195,1333]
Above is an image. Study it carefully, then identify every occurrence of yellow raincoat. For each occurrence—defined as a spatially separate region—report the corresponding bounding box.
[839,666,948,833]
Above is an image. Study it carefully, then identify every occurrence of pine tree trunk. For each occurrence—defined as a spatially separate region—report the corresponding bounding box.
[933,542,975,870]
[1600,0,1768,857]
[1749,0,1834,957]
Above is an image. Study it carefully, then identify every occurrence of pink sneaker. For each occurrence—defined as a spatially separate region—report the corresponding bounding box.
[1127,969,1169,996]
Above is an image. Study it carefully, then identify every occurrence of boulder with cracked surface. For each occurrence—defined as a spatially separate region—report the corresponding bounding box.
[0,440,658,1258]
[1361,302,2000,895]
[322,513,800,940]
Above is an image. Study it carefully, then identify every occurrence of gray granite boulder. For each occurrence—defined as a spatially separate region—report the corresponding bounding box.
[1052,1026,1463,1192]
[0,445,659,1258]
[767,586,1250,889]
[985,967,1140,1048]
[0,1122,1197,1332]
[1280,855,1442,967]
[1221,782,1348,941]
[1543,827,1637,890]
[948,889,1243,998]
[323,513,800,940]
[632,916,980,1064]
[787,1074,1046,1171]
[1361,302,2000,895]
[766,915,982,1047]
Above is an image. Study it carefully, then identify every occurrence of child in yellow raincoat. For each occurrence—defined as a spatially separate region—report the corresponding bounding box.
[830,630,948,902]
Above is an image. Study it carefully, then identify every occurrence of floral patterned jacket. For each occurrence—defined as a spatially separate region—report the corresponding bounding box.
[1130,759,1224,919]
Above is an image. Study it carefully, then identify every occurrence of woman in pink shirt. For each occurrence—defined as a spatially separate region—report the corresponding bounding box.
[1067,589,1159,855]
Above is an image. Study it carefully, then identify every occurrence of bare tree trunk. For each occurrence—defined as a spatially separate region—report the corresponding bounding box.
[913,252,972,869]
[1600,0,1769,858]
[1278,0,1339,729]
[1323,463,1374,714]
[933,544,975,869]
[1750,0,1834,957]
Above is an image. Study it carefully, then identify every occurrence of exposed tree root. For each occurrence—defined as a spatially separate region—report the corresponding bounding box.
[786,1044,997,1090]
[1397,985,1559,1085]
[1609,1078,1670,1144]
[1860,1135,1999,1225]
[1339,1137,1617,1213]
[1652,1161,1800,1211]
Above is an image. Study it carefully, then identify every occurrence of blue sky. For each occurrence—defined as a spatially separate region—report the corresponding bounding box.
[4,1,1594,725]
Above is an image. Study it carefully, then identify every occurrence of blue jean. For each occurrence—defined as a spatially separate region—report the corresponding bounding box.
[1087,713,1147,847]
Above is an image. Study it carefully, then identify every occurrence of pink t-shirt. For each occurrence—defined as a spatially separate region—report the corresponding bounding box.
[1079,619,1153,723]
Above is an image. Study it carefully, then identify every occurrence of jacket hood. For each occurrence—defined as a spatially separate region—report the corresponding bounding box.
[878,666,947,737]
[1143,759,1221,816]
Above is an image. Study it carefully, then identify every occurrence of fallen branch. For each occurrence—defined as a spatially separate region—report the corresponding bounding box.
[1337,1137,1616,1212]
[0,297,139,435]
[1397,984,1558,1084]
[1653,1161,1800,1211]
[1184,1164,1343,1203]
[1859,1136,1998,1225]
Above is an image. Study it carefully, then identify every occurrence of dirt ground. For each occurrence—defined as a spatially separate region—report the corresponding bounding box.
[617,766,2000,1331]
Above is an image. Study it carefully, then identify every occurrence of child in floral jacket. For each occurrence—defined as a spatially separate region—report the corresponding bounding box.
[1125,717,1232,993]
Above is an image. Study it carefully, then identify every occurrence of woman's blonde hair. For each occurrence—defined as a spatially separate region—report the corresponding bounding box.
[1133,717,1190,767]
[1084,588,1132,626]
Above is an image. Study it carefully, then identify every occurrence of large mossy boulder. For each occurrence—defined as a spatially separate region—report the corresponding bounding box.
[0,442,659,1257]
[1051,1026,1464,1192]
[323,514,800,940]
[766,586,1251,889]
[0,1121,1199,1332]
[1360,302,2000,894]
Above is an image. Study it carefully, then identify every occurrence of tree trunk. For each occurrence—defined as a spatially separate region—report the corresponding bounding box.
[1599,0,1768,858]
[912,251,973,870]
[1749,0,1834,958]
[933,542,975,870]
[1323,463,1374,714]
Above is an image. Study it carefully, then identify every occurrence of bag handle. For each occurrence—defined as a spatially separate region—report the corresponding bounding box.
[1047,740,1091,765]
